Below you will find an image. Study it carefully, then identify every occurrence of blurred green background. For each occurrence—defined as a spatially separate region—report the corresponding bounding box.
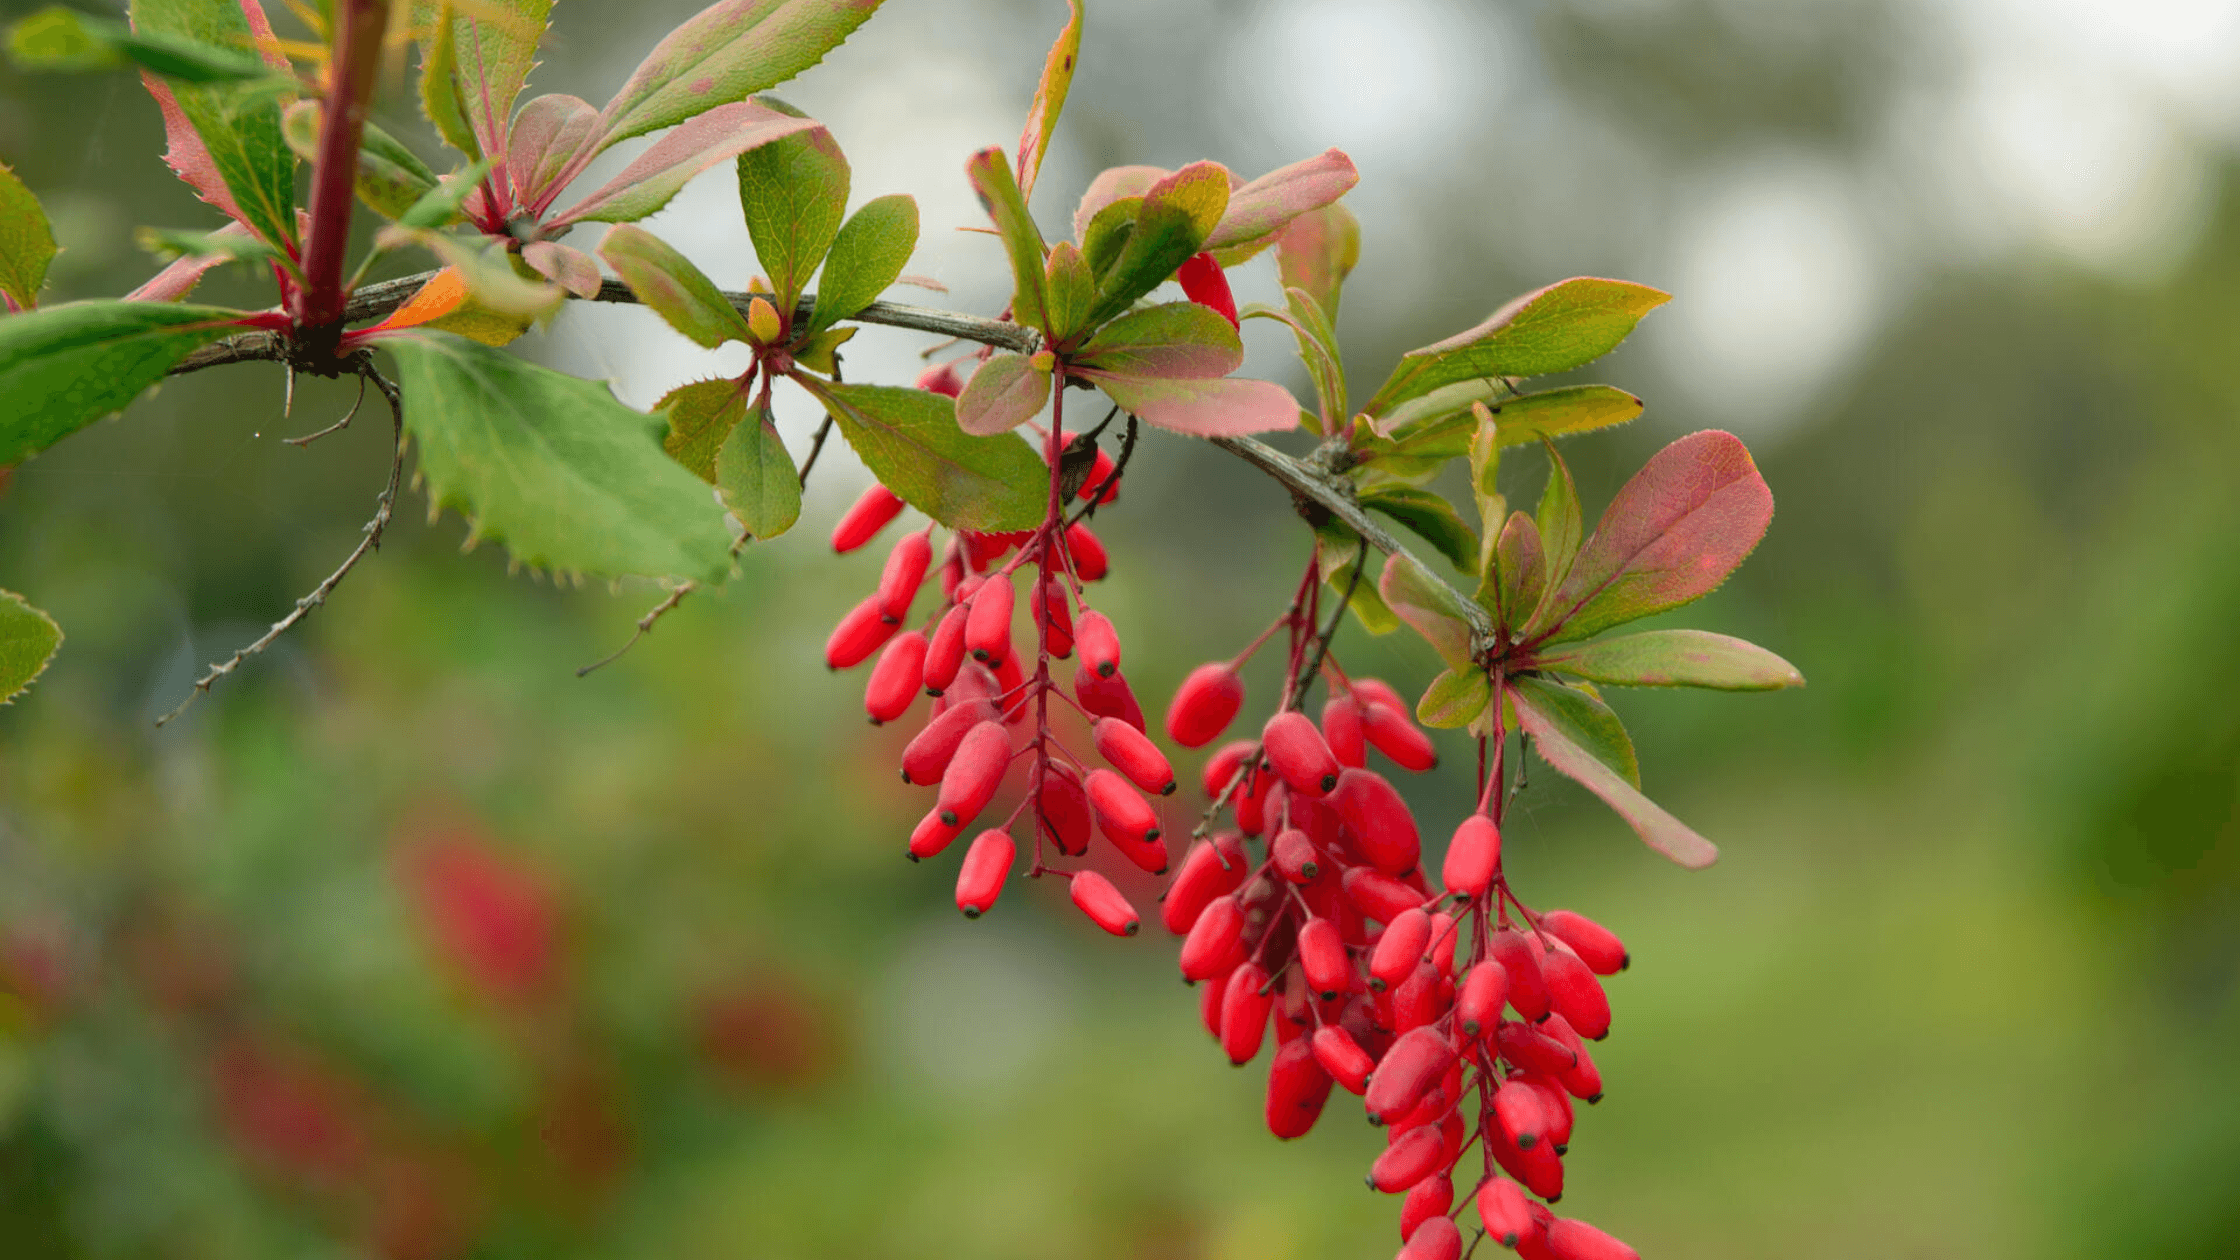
[4,0,2239,1256]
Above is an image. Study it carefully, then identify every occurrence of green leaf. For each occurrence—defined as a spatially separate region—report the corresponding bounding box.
[954,351,1051,437]
[280,106,443,221]
[1380,382,1642,447]
[10,6,273,82]
[384,334,737,582]
[592,0,886,149]
[1377,551,1476,669]
[1040,241,1096,347]
[1079,194,1138,280]
[1510,674,1717,869]
[1360,486,1477,575]
[1282,285,1345,426]
[793,377,1046,531]
[717,400,800,539]
[135,224,283,268]
[1534,629,1802,691]
[736,110,849,312]
[1467,400,1501,533]
[1085,161,1228,328]
[415,0,552,157]
[131,0,297,251]
[1314,521,1398,635]
[1531,439,1583,621]
[965,146,1048,335]
[657,377,749,481]
[0,589,63,704]
[0,300,241,464]
[1365,278,1669,417]
[417,4,480,159]
[1488,511,1545,629]
[1274,201,1358,319]
[791,323,854,375]
[1073,302,1240,379]
[1417,667,1491,729]
[1013,0,1082,201]
[1510,674,1638,787]
[598,223,752,349]
[808,193,916,334]
[0,160,58,308]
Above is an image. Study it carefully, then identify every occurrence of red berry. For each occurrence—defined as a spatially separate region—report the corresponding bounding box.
[1068,870,1139,936]
[1037,763,1093,856]
[1092,717,1175,795]
[1262,710,1341,797]
[1162,834,1248,935]
[908,808,961,860]
[1342,867,1431,924]
[1365,1027,1455,1125]
[1490,929,1552,1022]
[1495,1021,1576,1077]
[1399,1215,1461,1260]
[1400,1174,1455,1241]
[1293,917,1349,1001]
[1539,945,1611,1040]
[965,577,1015,665]
[1539,1015,1603,1101]
[1539,909,1628,975]
[991,650,1027,721]
[1202,739,1258,798]
[922,604,969,694]
[1077,446,1120,505]
[1176,251,1239,329]
[914,362,964,397]
[1272,828,1320,885]
[1076,609,1121,678]
[1310,1025,1374,1094]
[1369,908,1431,990]
[1165,662,1245,748]
[825,595,898,669]
[1074,662,1146,731]
[1368,1123,1443,1193]
[1264,1036,1333,1140]
[1493,1079,1551,1149]
[1426,911,1459,975]
[1322,694,1368,768]
[1476,1178,1541,1250]
[1489,1120,1566,1202]
[1065,521,1108,580]
[1441,813,1501,898]
[1085,767,1161,841]
[1031,574,1073,658]
[1457,961,1511,1039]
[901,698,998,785]
[832,484,904,553]
[877,531,931,623]
[1220,962,1274,1064]
[865,631,927,724]
[1544,1220,1637,1260]
[1179,894,1246,981]
[1362,700,1439,772]
[1333,769,1423,876]
[1390,960,1445,1032]
[1351,677,1408,713]
[954,829,1014,916]
[935,720,1012,829]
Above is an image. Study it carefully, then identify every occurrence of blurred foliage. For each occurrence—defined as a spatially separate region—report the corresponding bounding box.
[3,0,2239,1257]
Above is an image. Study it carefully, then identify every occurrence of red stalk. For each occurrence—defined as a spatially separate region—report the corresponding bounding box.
[290,0,391,351]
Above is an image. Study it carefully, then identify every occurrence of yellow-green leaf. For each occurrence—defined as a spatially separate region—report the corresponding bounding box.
[1417,667,1490,729]
[0,159,57,308]
[0,589,62,704]
[717,399,800,539]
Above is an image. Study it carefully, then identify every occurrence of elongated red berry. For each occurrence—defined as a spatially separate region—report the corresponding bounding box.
[1272,828,1320,884]
[1093,717,1175,795]
[1350,677,1408,714]
[965,578,1015,665]
[1400,1173,1454,1241]
[1477,1178,1541,1250]
[1031,575,1074,657]
[1263,710,1341,797]
[1391,960,1444,1032]
[1539,1015,1603,1101]
[877,532,931,623]
[1362,700,1439,772]
[909,808,961,860]
[913,361,964,397]
[1310,1025,1374,1094]
[1065,521,1108,580]
[1076,609,1121,678]
[936,721,1011,828]
[1365,1027,1455,1124]
[1539,945,1611,1040]
[955,829,1014,915]
[832,484,904,553]
[1370,908,1431,990]
[1220,962,1274,1064]
[1334,769,1422,875]
[1495,1021,1576,1076]
[1085,767,1160,842]
[1369,1123,1443,1193]
[1180,894,1246,981]
[1074,662,1146,731]
[1166,663,1245,748]
[1069,870,1139,936]
[1517,1073,1574,1148]
[1322,694,1367,768]
[1265,1036,1333,1140]
[865,631,927,724]
[1540,909,1628,975]
[1162,834,1247,934]
[1427,911,1458,974]
[825,596,898,669]
[922,604,968,694]
[1489,1120,1565,1202]
[1399,1214,1461,1260]
[1490,929,1552,1022]
[1176,251,1239,329]
[1037,763,1092,855]
[1442,813,1501,898]
[1493,1079,1551,1149]
[1202,739,1256,798]
[1342,867,1431,924]
[1077,445,1120,505]
[901,698,998,785]
[1457,961,1511,1039]
[1544,1220,1637,1260]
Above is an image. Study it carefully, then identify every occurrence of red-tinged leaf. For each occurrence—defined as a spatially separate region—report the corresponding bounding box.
[1072,302,1241,379]
[965,146,1049,334]
[1275,202,1359,319]
[521,241,601,298]
[1534,629,1803,691]
[1490,511,1545,628]
[1014,0,1082,202]
[955,351,1051,436]
[129,0,296,253]
[590,0,885,150]
[1509,675,1638,787]
[123,242,238,302]
[140,70,246,227]
[1084,161,1229,327]
[1072,164,1166,242]
[507,93,599,212]
[1203,148,1358,260]
[1077,371,1295,438]
[547,100,819,226]
[1377,551,1475,669]
[430,0,553,159]
[1511,677,1717,869]
[1531,438,1583,619]
[1536,430,1773,644]
[1365,278,1670,417]
[1417,667,1490,730]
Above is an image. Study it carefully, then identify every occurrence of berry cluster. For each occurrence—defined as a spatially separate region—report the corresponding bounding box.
[825,374,1158,937]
